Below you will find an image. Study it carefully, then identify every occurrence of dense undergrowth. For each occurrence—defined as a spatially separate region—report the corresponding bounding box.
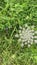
[0,0,37,65]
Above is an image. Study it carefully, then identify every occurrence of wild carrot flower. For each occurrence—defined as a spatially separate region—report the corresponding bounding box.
[15,24,37,47]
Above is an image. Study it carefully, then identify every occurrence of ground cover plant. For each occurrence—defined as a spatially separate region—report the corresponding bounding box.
[0,0,37,65]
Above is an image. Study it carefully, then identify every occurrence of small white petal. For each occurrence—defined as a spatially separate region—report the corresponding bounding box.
[15,34,19,37]
[28,40,30,43]
[28,44,31,47]
[23,28,25,31]
[25,42,27,45]
[34,40,37,43]
[19,30,21,33]
[19,26,22,29]
[31,25,34,29]
[18,39,21,42]
[19,33,22,36]
[34,36,37,38]
[21,43,24,47]
[31,42,33,44]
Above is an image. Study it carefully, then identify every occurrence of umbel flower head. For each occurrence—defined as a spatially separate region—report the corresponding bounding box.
[15,24,37,47]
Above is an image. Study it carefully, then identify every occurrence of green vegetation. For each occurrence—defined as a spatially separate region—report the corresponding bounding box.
[0,0,37,65]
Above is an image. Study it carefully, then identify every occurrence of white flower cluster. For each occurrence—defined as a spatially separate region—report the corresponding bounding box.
[15,24,37,47]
